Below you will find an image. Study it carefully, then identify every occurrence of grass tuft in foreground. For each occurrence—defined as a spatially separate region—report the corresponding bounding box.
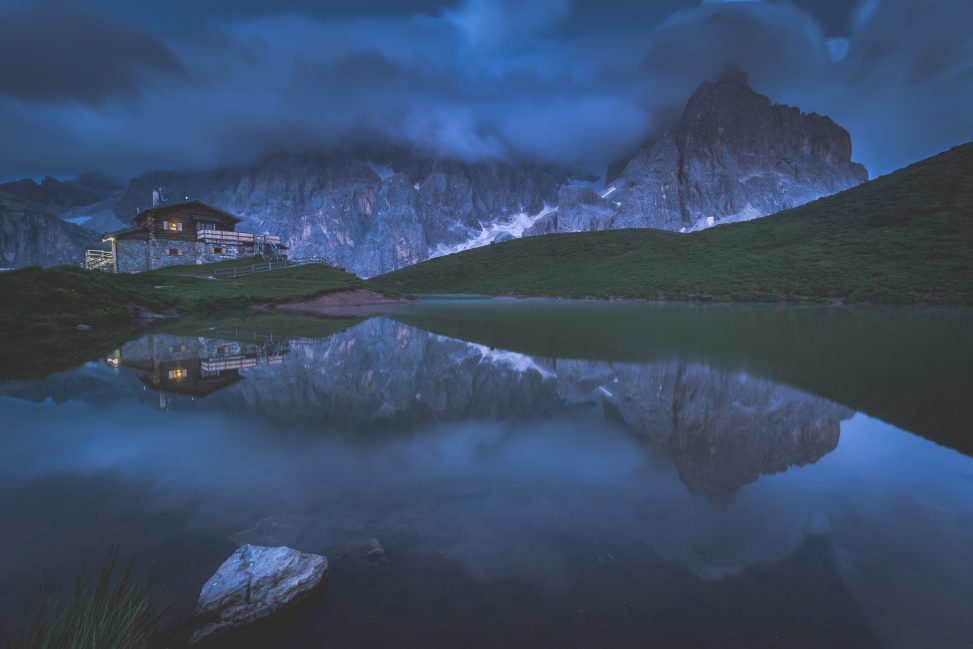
[4,555,169,649]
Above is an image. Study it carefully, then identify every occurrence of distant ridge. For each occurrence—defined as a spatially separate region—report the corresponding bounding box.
[0,191,102,268]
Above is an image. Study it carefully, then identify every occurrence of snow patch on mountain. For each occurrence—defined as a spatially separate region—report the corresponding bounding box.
[429,204,555,258]
[681,204,764,232]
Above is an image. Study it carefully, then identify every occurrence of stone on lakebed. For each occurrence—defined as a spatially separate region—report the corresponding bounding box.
[191,544,328,643]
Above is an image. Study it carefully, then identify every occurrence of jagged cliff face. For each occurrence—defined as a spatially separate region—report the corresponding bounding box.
[548,67,868,233]
[0,192,102,268]
[113,155,566,276]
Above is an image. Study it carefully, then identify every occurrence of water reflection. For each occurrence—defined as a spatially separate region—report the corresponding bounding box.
[111,333,289,408]
[226,319,852,498]
[590,362,847,498]
[0,306,970,649]
[76,319,852,498]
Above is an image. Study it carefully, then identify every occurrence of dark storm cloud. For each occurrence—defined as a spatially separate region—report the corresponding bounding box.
[793,0,973,178]
[0,2,184,103]
[84,0,455,30]
[0,0,970,180]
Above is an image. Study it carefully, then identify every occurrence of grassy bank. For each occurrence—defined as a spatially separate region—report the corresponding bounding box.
[370,142,973,303]
[0,258,364,334]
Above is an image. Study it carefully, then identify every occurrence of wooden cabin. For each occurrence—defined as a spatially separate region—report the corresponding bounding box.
[98,194,285,273]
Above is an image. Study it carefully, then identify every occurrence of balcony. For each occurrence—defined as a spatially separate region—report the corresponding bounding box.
[196,229,281,245]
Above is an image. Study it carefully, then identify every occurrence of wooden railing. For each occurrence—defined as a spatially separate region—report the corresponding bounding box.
[197,229,281,245]
[201,355,285,372]
[84,249,114,272]
[211,257,326,278]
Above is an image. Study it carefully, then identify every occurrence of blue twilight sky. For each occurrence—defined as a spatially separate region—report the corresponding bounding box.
[0,0,970,180]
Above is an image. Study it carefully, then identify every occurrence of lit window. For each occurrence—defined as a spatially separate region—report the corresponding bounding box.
[163,221,182,232]
[168,368,186,380]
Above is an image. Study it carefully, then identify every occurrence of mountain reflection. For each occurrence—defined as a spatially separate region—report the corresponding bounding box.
[576,362,847,498]
[42,318,851,498]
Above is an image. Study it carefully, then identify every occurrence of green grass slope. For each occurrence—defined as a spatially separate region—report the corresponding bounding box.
[371,143,973,303]
[0,258,364,333]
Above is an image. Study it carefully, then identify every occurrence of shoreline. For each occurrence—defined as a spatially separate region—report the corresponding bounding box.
[275,288,412,317]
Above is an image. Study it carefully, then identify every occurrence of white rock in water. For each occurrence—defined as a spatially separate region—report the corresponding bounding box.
[191,544,328,643]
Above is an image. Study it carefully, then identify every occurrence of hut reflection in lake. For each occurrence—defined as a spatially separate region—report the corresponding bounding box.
[106,333,288,408]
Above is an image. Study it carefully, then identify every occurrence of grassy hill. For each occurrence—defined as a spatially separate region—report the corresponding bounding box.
[370,143,973,303]
[0,258,364,334]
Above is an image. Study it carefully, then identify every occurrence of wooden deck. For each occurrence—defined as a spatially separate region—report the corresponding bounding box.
[197,230,281,245]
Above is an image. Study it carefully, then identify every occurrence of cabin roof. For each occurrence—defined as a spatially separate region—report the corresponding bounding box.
[130,200,242,226]
[101,226,143,241]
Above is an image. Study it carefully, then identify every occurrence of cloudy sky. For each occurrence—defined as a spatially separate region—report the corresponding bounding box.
[0,0,970,181]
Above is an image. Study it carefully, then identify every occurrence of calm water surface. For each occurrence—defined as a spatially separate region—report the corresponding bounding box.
[1,301,971,648]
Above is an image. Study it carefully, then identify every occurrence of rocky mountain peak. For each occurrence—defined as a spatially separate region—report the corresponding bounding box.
[592,67,868,232]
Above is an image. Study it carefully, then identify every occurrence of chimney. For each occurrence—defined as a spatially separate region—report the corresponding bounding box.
[152,187,167,206]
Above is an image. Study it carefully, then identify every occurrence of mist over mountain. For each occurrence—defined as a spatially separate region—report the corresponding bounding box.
[92,70,864,276]
[0,68,868,273]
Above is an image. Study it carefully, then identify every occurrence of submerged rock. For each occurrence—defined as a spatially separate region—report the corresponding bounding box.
[227,515,307,547]
[334,536,388,567]
[191,544,327,643]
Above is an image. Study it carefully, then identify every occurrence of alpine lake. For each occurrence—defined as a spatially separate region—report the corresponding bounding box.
[1,300,971,648]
